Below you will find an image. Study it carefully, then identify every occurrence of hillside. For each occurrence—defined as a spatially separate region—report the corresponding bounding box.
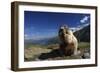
[74,25,90,42]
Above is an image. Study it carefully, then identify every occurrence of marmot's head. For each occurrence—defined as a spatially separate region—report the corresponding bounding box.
[59,25,71,36]
[59,25,73,43]
[58,25,78,56]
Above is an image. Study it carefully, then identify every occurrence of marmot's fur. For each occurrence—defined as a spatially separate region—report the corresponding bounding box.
[59,25,78,56]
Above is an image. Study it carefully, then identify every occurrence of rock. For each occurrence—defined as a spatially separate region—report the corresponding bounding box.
[82,49,90,59]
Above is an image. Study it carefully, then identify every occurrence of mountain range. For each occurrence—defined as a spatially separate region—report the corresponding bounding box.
[74,25,90,42]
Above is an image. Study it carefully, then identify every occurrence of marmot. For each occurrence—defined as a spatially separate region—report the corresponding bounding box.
[59,25,78,56]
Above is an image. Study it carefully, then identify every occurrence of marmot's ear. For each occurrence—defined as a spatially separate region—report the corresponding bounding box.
[60,26,64,29]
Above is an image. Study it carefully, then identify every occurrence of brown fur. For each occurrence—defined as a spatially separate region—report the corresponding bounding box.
[59,25,78,56]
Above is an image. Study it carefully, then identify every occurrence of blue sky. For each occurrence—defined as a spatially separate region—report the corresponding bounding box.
[24,11,90,40]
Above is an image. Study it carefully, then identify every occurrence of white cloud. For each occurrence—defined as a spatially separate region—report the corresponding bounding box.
[70,27,77,32]
[24,34,28,38]
[24,32,56,40]
[82,23,90,27]
[70,23,90,33]
[80,16,89,23]
[24,34,31,40]
[70,27,82,32]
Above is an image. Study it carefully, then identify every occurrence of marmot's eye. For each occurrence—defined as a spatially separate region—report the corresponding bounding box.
[66,31,68,34]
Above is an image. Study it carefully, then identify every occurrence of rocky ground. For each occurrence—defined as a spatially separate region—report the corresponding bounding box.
[24,45,90,61]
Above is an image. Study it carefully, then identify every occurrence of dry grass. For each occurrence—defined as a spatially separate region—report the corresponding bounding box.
[24,45,52,61]
[24,42,90,61]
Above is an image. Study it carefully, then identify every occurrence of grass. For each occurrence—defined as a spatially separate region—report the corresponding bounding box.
[24,44,52,61]
[78,42,90,51]
[24,42,90,61]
